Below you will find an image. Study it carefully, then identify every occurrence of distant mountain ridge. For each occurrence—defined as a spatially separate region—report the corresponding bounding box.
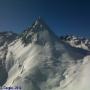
[60,35,90,51]
[0,31,17,46]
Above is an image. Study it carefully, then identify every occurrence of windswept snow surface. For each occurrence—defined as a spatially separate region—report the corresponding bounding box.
[1,18,90,90]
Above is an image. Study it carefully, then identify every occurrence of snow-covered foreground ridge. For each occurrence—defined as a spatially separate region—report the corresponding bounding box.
[0,18,90,90]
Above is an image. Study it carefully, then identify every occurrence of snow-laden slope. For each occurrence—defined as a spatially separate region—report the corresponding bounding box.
[60,35,90,51]
[3,18,90,90]
[0,32,17,86]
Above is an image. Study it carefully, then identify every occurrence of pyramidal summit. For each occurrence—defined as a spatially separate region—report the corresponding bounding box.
[0,18,90,90]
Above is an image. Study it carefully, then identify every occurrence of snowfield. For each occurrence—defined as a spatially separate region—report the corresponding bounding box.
[0,18,90,90]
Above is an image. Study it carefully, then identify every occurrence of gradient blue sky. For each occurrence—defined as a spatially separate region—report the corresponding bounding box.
[0,0,90,38]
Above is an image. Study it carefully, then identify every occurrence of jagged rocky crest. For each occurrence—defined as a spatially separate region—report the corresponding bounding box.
[21,17,58,46]
[60,35,90,51]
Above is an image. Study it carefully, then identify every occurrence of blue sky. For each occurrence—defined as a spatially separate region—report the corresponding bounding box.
[0,0,90,38]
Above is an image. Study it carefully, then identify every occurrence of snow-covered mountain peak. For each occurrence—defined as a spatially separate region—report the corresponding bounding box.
[0,19,90,90]
[21,18,57,46]
[30,17,52,33]
[34,16,45,26]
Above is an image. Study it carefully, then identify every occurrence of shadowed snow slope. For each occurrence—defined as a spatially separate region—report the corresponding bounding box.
[3,18,90,90]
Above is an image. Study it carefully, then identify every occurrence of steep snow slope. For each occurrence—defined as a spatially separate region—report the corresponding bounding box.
[0,32,17,86]
[60,35,90,51]
[3,18,90,90]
